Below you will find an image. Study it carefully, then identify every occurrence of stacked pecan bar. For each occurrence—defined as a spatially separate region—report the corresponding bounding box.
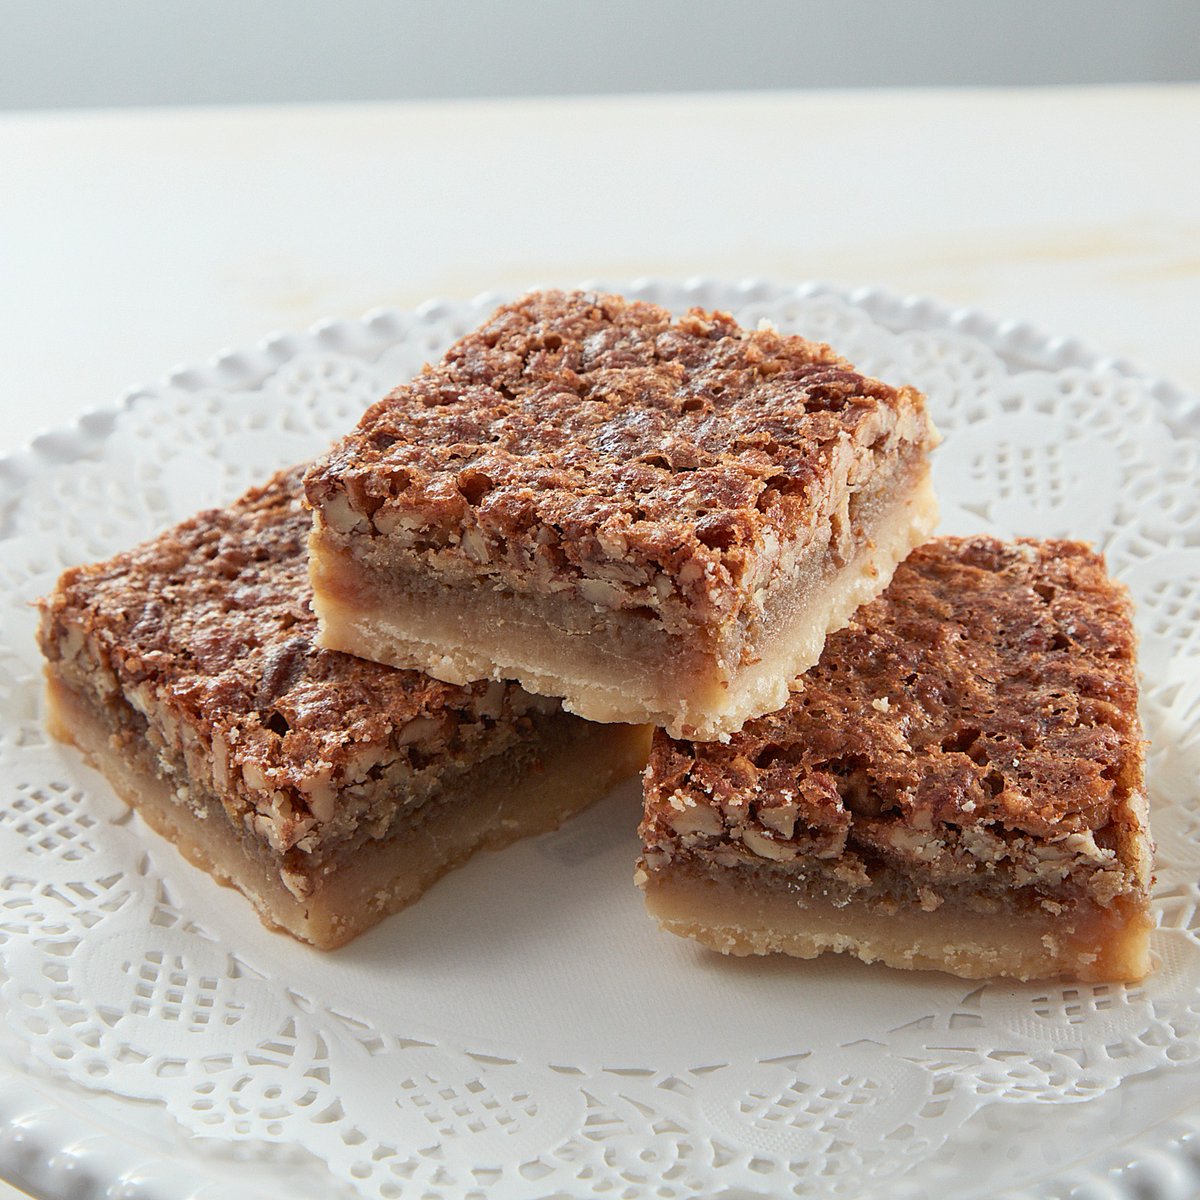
[303,290,939,739]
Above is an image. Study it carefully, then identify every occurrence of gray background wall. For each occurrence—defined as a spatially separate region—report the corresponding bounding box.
[2,0,1199,110]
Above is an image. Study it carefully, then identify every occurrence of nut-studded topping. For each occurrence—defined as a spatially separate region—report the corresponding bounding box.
[642,536,1144,876]
[304,290,935,623]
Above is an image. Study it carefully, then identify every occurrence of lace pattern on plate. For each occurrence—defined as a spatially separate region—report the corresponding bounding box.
[1,281,1198,1200]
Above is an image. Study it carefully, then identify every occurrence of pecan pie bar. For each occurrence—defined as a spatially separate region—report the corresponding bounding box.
[637,537,1154,982]
[304,290,939,740]
[38,468,649,949]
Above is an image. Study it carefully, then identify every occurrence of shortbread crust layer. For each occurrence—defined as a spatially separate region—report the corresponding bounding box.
[639,853,1151,983]
[305,291,939,739]
[37,466,650,947]
[638,537,1154,982]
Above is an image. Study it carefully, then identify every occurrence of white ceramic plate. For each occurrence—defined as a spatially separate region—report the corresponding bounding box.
[2,280,1199,1200]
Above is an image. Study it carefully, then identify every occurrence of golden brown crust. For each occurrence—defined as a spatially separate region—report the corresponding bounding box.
[641,536,1150,908]
[37,467,558,858]
[303,290,937,626]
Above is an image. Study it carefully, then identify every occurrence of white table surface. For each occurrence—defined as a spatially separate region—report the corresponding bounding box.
[2,84,1199,458]
[1,84,1198,1200]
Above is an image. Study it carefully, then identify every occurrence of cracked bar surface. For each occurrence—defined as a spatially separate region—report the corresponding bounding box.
[303,290,939,740]
[637,537,1154,982]
[38,467,649,949]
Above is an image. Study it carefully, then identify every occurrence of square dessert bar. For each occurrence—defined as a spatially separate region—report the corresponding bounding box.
[38,467,649,949]
[637,537,1154,982]
[303,290,939,740]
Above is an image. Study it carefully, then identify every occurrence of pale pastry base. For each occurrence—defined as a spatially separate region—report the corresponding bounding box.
[310,471,939,741]
[46,670,650,949]
[639,863,1153,983]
